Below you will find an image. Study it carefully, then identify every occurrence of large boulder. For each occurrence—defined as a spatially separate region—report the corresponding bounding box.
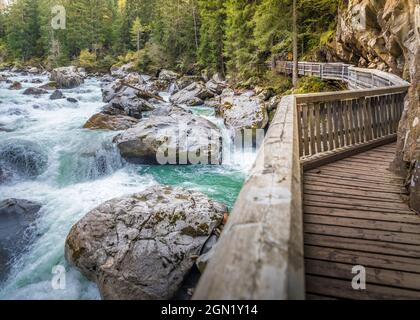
[83,113,139,131]
[159,69,180,82]
[205,74,227,95]
[65,185,226,300]
[170,82,214,106]
[102,75,155,119]
[177,76,204,91]
[0,139,48,182]
[217,89,269,130]
[0,199,42,282]
[50,66,84,89]
[114,107,222,165]
[110,62,135,78]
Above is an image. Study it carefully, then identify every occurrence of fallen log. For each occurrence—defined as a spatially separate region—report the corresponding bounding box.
[121,82,165,102]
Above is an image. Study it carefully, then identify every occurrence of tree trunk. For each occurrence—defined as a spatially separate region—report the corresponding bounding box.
[293,0,298,88]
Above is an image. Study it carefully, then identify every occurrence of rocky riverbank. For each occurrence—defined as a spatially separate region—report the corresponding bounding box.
[0,63,264,299]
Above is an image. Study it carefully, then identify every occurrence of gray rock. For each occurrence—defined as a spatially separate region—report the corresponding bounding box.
[27,67,39,74]
[159,69,179,81]
[8,81,22,90]
[50,90,65,100]
[176,76,203,90]
[22,87,48,95]
[67,97,78,103]
[205,74,227,95]
[0,139,48,180]
[101,76,155,119]
[0,198,42,283]
[65,185,226,300]
[83,113,139,131]
[170,82,214,106]
[150,105,191,117]
[50,66,84,89]
[217,90,269,130]
[110,63,135,78]
[114,108,222,165]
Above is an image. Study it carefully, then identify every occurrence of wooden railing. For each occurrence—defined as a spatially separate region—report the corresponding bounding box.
[277,61,410,169]
[194,61,410,300]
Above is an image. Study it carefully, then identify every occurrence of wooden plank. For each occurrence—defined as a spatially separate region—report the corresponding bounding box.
[309,103,316,155]
[378,95,385,136]
[302,104,310,156]
[304,179,408,194]
[303,206,418,224]
[305,275,420,300]
[332,101,340,149]
[301,135,398,171]
[321,103,328,152]
[305,170,404,186]
[304,184,405,201]
[365,97,373,141]
[304,223,420,246]
[305,172,403,187]
[304,199,413,215]
[305,163,402,183]
[304,186,405,202]
[389,94,395,133]
[304,194,410,213]
[304,214,420,234]
[305,245,420,273]
[327,102,334,150]
[348,99,356,145]
[358,98,366,142]
[342,100,350,146]
[315,103,322,153]
[305,259,420,291]
[317,164,404,179]
[352,99,361,144]
[304,233,420,258]
[338,101,345,147]
[363,97,369,140]
[297,104,303,157]
[370,97,378,139]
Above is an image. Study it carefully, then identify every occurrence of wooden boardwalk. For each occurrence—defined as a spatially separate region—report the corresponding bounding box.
[303,143,420,299]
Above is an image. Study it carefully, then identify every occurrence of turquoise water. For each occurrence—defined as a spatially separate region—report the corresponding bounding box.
[0,72,253,299]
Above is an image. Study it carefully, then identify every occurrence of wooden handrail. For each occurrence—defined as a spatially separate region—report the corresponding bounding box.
[277,61,410,168]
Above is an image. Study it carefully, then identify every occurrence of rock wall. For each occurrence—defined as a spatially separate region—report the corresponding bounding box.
[328,0,420,211]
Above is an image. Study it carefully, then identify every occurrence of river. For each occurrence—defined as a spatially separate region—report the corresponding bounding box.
[0,71,255,299]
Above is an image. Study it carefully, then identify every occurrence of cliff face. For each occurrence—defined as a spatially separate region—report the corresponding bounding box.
[327,0,420,211]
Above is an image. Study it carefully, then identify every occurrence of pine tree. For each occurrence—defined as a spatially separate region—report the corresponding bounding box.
[197,0,226,75]
[130,17,149,52]
[5,0,41,61]
[224,0,260,81]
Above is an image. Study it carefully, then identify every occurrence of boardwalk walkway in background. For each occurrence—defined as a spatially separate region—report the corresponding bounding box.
[304,143,420,299]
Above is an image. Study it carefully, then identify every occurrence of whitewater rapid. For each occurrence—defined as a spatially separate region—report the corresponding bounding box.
[0,72,255,299]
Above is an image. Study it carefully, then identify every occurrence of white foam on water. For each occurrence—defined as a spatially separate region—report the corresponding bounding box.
[0,72,257,300]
